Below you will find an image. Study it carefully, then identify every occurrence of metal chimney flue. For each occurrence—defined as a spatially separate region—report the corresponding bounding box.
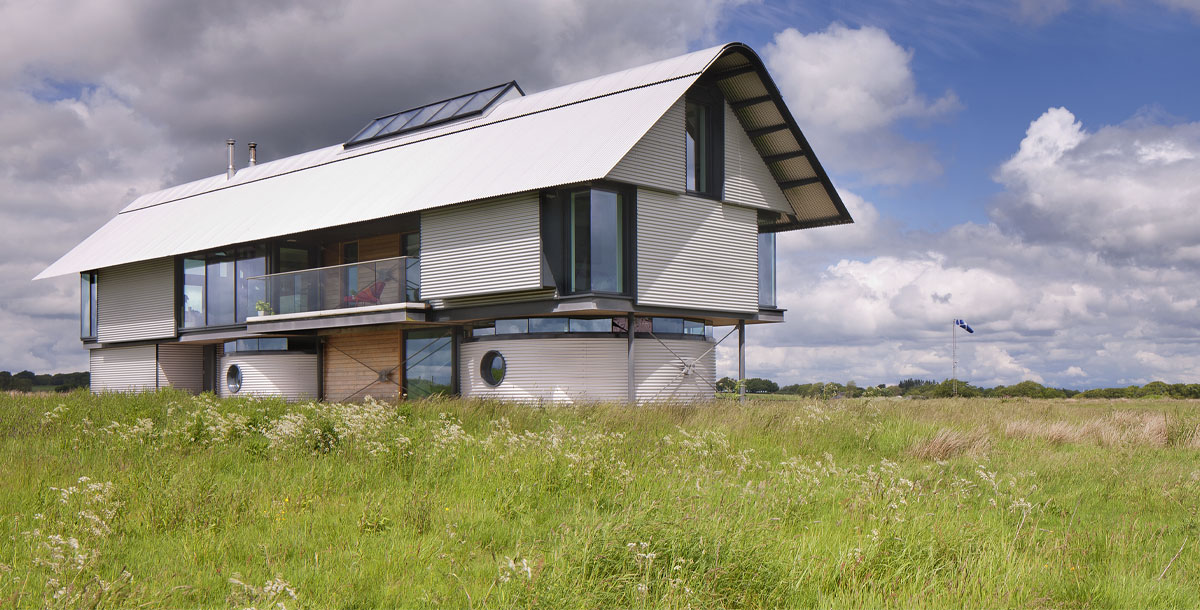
[248,142,257,167]
[226,139,236,179]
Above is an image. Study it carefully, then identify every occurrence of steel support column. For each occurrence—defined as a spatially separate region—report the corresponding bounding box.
[452,326,462,396]
[738,319,746,403]
[627,313,636,404]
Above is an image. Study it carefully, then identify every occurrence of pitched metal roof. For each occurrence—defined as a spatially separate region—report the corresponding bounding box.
[37,43,851,280]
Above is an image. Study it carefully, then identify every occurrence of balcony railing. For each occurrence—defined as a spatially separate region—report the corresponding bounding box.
[247,256,420,317]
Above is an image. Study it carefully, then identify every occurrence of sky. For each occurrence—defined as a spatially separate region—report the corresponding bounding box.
[1,0,1198,389]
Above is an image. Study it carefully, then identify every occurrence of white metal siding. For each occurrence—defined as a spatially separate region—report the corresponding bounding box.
[421,194,544,301]
[636,190,759,313]
[96,258,175,343]
[607,97,686,192]
[723,103,794,215]
[156,343,204,394]
[218,353,319,401]
[431,288,557,310]
[635,339,717,403]
[461,338,627,403]
[460,336,715,404]
[90,345,157,393]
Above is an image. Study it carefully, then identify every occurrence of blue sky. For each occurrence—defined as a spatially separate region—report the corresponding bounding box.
[1,0,1198,389]
[725,1,1200,231]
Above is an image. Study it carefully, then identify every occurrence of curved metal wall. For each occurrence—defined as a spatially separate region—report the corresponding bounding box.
[460,336,715,404]
[217,352,319,402]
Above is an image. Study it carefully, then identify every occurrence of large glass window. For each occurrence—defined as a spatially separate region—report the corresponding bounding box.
[758,232,776,308]
[181,258,206,328]
[568,189,625,294]
[467,317,707,340]
[236,253,266,322]
[206,255,236,326]
[276,246,312,315]
[180,245,269,328]
[80,272,97,339]
[569,318,611,333]
[686,100,708,192]
[341,242,359,302]
[528,317,568,333]
[495,319,528,335]
[685,89,723,197]
[405,328,453,398]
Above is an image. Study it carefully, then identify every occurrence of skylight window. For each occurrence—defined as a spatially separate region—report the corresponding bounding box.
[345,81,522,146]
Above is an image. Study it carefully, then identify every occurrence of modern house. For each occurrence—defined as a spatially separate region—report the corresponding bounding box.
[37,42,852,403]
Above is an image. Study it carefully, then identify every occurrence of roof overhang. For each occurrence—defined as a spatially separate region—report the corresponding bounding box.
[699,44,853,232]
[36,42,850,280]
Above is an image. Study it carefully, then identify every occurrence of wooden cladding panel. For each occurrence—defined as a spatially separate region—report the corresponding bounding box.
[323,329,401,402]
[358,233,401,262]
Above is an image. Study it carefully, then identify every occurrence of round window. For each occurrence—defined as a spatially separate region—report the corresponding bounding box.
[480,351,506,387]
[226,364,243,394]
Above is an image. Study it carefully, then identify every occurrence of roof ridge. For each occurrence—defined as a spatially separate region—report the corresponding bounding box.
[120,44,735,215]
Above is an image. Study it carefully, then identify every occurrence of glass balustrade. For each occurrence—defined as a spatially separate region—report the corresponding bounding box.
[246,256,420,317]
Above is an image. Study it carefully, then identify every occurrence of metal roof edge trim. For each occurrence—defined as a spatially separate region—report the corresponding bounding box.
[704,43,855,229]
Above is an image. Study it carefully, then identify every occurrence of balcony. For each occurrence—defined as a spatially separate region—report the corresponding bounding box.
[245,256,425,330]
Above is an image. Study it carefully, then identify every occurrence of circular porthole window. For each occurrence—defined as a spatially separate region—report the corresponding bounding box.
[226,364,243,394]
[480,351,506,387]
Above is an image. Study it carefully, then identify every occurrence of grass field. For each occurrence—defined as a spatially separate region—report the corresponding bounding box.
[1,390,1198,608]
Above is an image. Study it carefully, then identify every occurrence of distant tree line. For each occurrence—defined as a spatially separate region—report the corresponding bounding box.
[717,376,1200,399]
[0,371,89,393]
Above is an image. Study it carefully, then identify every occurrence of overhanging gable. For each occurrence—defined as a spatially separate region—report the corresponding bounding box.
[703,44,853,231]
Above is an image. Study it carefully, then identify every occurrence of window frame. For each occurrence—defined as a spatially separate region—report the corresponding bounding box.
[540,182,635,298]
[684,83,725,199]
[80,272,98,340]
[176,243,269,331]
[758,230,777,309]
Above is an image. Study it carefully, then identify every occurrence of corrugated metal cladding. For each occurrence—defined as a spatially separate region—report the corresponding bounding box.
[90,345,157,393]
[218,353,319,401]
[156,343,203,394]
[96,258,175,343]
[607,98,686,192]
[420,194,543,301]
[117,44,727,215]
[461,338,627,403]
[460,336,715,403]
[38,77,696,280]
[786,182,840,221]
[723,103,794,215]
[634,339,716,403]
[636,190,758,313]
[431,289,557,311]
[39,42,852,281]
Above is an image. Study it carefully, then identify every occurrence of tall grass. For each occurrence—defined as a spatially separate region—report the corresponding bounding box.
[1,390,1197,608]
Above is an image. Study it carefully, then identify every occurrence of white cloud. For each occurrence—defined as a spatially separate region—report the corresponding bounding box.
[763,24,959,185]
[992,107,1200,265]
[1016,0,1072,25]
[718,106,1200,389]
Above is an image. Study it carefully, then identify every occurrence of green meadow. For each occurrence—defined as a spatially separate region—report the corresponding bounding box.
[1,390,1197,608]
